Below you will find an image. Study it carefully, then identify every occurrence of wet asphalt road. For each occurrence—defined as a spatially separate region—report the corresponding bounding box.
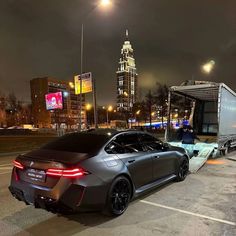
[0,152,235,236]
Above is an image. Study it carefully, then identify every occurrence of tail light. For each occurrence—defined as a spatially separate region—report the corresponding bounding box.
[46,168,89,178]
[13,160,24,170]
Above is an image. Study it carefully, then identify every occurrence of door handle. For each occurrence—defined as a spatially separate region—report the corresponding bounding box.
[128,160,135,163]
[154,155,160,159]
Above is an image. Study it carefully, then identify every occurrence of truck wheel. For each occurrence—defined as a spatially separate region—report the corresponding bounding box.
[222,146,229,156]
[222,142,231,156]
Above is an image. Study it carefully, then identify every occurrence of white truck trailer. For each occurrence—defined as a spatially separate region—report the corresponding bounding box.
[166,81,236,171]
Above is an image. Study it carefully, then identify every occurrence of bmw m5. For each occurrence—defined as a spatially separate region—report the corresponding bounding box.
[9,129,189,216]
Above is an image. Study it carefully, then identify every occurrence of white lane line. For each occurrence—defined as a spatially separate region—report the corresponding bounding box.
[0,164,12,171]
[0,164,12,167]
[0,167,12,172]
[0,171,11,175]
[140,200,236,226]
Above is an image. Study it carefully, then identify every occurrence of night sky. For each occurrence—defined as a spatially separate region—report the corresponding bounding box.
[1,0,236,105]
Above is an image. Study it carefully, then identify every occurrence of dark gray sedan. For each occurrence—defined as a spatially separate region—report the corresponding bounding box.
[9,129,189,216]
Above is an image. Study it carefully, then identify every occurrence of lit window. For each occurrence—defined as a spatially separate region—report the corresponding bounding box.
[119,89,123,95]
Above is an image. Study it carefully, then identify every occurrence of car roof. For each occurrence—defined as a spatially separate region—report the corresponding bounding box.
[85,128,151,137]
[85,128,119,135]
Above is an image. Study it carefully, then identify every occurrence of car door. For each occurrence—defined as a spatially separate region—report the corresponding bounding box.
[139,133,177,180]
[113,133,153,189]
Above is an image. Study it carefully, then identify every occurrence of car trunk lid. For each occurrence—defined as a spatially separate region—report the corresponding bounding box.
[14,149,89,188]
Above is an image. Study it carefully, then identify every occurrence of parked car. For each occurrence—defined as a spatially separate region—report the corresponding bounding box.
[9,129,189,216]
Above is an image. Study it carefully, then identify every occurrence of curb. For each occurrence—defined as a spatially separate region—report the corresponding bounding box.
[227,157,236,161]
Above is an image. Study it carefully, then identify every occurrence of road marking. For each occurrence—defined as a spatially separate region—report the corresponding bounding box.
[140,200,236,226]
[0,163,12,167]
[0,167,12,171]
[0,171,11,175]
[0,164,12,172]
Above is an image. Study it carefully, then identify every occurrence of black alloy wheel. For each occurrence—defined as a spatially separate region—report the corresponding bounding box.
[105,176,131,216]
[176,158,189,181]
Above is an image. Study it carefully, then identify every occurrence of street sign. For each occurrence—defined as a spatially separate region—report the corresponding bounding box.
[74,72,93,94]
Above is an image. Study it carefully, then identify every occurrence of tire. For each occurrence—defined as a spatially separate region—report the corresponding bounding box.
[104,176,131,216]
[176,158,189,182]
[222,145,229,156]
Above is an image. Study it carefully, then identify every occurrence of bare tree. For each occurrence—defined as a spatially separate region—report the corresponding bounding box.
[154,83,169,127]
[145,90,156,128]
[0,93,6,127]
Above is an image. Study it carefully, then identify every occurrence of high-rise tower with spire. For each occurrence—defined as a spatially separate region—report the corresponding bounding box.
[116,30,138,112]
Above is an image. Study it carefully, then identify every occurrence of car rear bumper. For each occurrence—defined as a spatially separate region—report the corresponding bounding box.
[9,185,85,213]
[9,172,109,213]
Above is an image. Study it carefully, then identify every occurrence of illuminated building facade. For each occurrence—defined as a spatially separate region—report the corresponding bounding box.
[116,30,138,112]
[30,77,85,129]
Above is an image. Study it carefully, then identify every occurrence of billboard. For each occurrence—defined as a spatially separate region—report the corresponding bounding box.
[74,72,93,94]
[45,92,63,110]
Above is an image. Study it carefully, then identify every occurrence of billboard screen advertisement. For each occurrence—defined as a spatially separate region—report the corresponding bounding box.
[45,92,63,110]
[74,72,93,95]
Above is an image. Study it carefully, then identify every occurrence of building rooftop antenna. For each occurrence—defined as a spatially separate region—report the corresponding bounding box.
[125,29,129,40]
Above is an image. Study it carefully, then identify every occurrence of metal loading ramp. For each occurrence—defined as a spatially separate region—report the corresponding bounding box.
[169,142,218,173]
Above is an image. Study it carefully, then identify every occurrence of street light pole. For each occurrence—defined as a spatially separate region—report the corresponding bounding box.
[79,24,84,131]
[105,105,113,128]
[106,110,109,128]
[79,24,98,130]
[78,1,112,131]
[93,78,98,128]
[136,110,140,127]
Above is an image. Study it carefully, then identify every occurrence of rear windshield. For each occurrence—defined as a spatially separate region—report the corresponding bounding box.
[42,133,110,154]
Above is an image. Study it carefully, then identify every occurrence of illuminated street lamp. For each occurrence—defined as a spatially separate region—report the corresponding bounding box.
[108,105,113,112]
[201,60,215,74]
[135,110,141,126]
[86,103,92,111]
[86,103,92,127]
[105,105,113,127]
[100,0,112,7]
[78,0,112,130]
[184,109,188,120]
[124,91,128,97]
[69,82,74,89]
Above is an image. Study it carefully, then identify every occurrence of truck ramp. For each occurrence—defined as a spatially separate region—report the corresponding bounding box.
[169,142,218,173]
